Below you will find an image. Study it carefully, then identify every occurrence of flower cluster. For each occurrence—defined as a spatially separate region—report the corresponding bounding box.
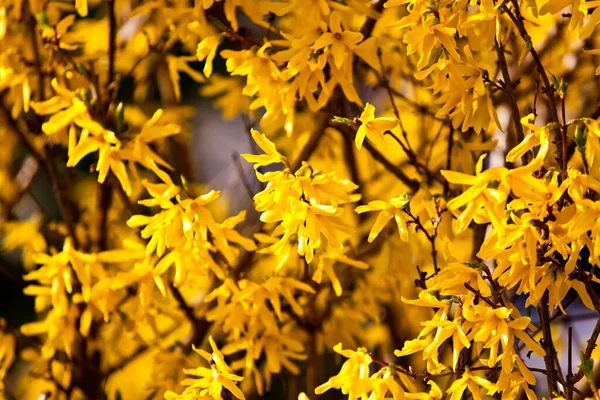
[2,0,600,399]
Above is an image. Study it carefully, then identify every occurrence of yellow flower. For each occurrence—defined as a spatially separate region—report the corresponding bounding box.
[505,113,552,169]
[166,55,206,101]
[198,75,250,119]
[446,369,496,400]
[165,336,245,400]
[0,319,15,399]
[405,380,443,400]
[119,108,182,170]
[312,251,368,296]
[41,14,82,51]
[441,154,509,233]
[30,79,88,136]
[66,125,132,195]
[75,0,87,17]
[368,366,406,399]
[241,128,288,169]
[1,214,47,268]
[355,193,410,242]
[354,103,399,150]
[312,12,363,69]
[315,344,373,398]
[244,131,358,263]
[197,35,222,78]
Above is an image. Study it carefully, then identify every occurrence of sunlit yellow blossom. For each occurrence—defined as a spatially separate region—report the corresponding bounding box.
[446,369,496,400]
[354,103,399,150]
[355,193,410,242]
[442,154,509,233]
[312,12,363,69]
[197,35,221,78]
[0,320,15,399]
[165,336,246,400]
[315,344,373,398]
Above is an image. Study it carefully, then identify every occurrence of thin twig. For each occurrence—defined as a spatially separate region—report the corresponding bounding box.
[503,1,565,176]
[359,0,386,38]
[171,285,210,348]
[232,152,255,199]
[495,38,527,163]
[539,292,559,395]
[27,3,45,101]
[443,123,453,197]
[338,125,420,190]
[571,318,600,384]
[43,146,79,247]
[290,112,332,172]
[107,0,117,89]
[567,326,573,400]
[464,282,498,309]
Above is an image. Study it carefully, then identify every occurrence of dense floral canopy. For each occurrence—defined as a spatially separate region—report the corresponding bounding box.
[1,0,600,399]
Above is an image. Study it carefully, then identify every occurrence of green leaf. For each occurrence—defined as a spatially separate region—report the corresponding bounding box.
[208,16,230,33]
[550,73,560,92]
[575,125,587,150]
[181,174,191,193]
[115,102,125,134]
[579,352,595,391]
[76,63,90,78]
[559,79,568,98]
[36,11,49,27]
[332,116,354,126]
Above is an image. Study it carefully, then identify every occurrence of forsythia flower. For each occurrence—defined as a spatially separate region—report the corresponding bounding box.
[5,0,600,398]
[165,336,245,400]
[312,12,363,69]
[315,344,373,397]
[446,369,496,400]
[243,128,359,263]
[355,193,410,242]
[0,320,14,400]
[196,35,221,78]
[354,102,399,150]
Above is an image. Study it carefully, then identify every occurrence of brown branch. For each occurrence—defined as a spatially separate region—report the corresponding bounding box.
[503,1,565,175]
[371,352,501,380]
[443,123,453,197]
[43,146,79,247]
[570,318,600,384]
[375,49,443,186]
[290,112,332,172]
[539,292,559,395]
[464,283,499,309]
[107,0,117,90]
[232,152,255,199]
[26,2,45,101]
[359,0,386,38]
[170,285,210,347]
[97,183,112,250]
[338,125,420,190]
[494,38,527,161]
[1,99,81,248]
[386,86,438,118]
[567,327,573,400]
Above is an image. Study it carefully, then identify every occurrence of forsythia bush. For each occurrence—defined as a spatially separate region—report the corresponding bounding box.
[3,0,600,399]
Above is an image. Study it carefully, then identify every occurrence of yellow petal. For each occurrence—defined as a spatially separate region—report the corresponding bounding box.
[368,209,393,242]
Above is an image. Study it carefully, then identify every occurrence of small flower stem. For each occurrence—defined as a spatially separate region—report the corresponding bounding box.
[538,292,559,395]
[494,38,527,164]
[503,1,566,177]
